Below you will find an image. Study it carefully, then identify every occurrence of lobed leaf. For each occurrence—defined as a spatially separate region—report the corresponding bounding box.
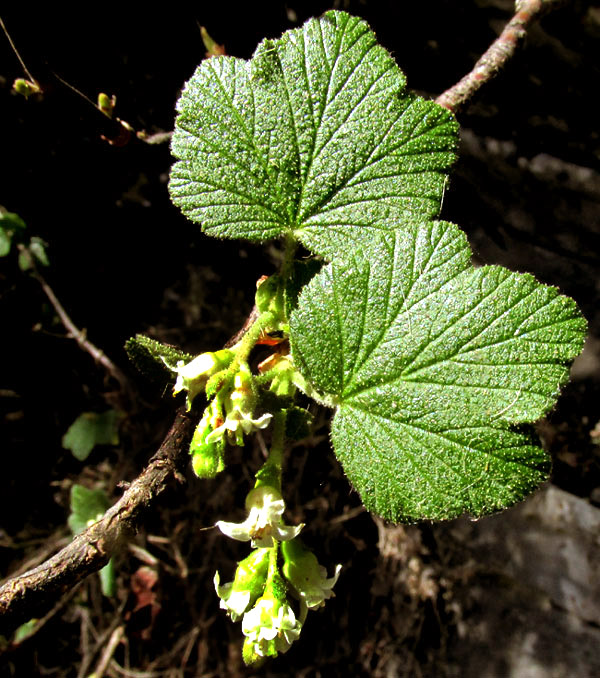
[169,10,457,261]
[289,221,586,521]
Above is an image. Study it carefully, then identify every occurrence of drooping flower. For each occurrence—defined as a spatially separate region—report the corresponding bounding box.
[205,409,272,447]
[282,538,342,609]
[214,548,270,621]
[241,592,302,659]
[216,486,303,548]
[170,349,235,409]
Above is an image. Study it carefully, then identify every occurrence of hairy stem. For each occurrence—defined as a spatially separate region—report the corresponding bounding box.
[436,0,565,113]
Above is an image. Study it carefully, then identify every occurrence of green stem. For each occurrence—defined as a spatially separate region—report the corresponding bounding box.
[254,409,287,493]
[266,543,279,584]
[269,410,287,471]
[236,311,276,366]
[280,233,297,282]
[206,311,276,396]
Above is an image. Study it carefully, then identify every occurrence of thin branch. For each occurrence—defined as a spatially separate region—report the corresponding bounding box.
[19,245,130,393]
[0,15,38,84]
[436,0,565,113]
[0,407,195,635]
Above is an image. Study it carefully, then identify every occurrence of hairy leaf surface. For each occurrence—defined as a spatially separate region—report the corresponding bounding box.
[289,221,586,521]
[170,11,457,261]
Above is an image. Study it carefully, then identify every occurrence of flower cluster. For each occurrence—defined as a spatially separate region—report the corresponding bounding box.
[205,365,272,447]
[170,350,275,475]
[213,485,341,664]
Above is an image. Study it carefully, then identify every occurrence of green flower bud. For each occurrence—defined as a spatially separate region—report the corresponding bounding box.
[97,92,116,118]
[255,275,282,314]
[242,635,267,666]
[13,78,42,98]
[189,407,226,478]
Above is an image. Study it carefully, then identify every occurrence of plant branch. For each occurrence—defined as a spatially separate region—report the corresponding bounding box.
[0,406,195,635]
[436,0,565,113]
[0,15,38,84]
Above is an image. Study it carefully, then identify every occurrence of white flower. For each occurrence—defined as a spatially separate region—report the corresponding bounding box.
[216,486,303,548]
[281,539,342,610]
[214,571,252,622]
[241,595,302,656]
[301,563,342,609]
[205,410,272,445]
[173,352,216,394]
[167,349,235,409]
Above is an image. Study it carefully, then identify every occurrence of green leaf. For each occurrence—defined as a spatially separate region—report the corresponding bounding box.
[68,485,116,597]
[13,619,38,644]
[99,557,116,597]
[125,334,193,387]
[284,259,322,318]
[62,410,120,461]
[169,10,457,261]
[68,484,110,535]
[0,210,26,257]
[28,237,49,266]
[18,238,50,271]
[289,221,586,522]
[0,228,11,257]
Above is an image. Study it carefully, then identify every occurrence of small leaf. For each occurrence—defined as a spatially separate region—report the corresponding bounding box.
[62,410,120,461]
[29,237,49,266]
[13,619,38,644]
[99,557,116,597]
[170,10,457,261]
[0,210,26,257]
[0,228,11,257]
[125,334,193,387]
[290,221,586,522]
[68,484,110,535]
[68,485,115,597]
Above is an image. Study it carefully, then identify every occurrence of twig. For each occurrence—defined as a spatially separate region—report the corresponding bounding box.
[19,244,130,393]
[0,406,195,635]
[94,625,125,678]
[435,0,565,113]
[0,582,83,662]
[0,15,38,84]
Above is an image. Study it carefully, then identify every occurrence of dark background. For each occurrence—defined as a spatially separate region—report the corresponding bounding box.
[1,1,599,676]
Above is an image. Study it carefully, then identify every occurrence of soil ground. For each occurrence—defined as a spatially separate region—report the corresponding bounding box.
[1,2,599,676]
